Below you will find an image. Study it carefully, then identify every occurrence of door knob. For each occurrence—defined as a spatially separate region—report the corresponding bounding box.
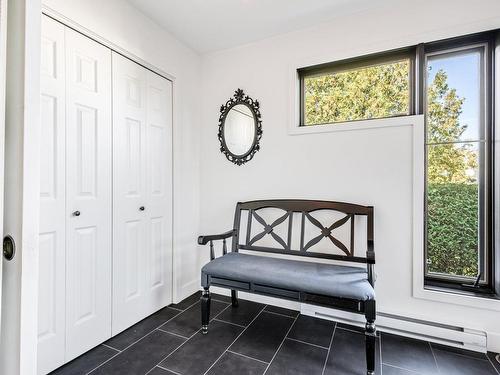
[73,210,81,216]
[139,206,145,211]
[3,235,15,261]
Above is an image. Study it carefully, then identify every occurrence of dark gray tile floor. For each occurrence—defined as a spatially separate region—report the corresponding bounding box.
[50,292,500,375]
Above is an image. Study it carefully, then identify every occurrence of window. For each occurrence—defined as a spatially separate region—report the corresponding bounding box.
[297,30,499,295]
[423,35,495,292]
[298,50,415,126]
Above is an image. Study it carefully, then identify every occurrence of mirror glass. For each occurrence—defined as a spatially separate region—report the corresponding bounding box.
[223,104,256,156]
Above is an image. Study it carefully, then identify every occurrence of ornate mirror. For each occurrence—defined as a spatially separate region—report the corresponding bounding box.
[218,89,262,165]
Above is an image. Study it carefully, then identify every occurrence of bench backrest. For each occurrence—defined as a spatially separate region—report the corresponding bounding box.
[232,199,374,264]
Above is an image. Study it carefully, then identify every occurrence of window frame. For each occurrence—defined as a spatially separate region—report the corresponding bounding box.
[298,47,417,127]
[422,33,496,293]
[296,30,499,296]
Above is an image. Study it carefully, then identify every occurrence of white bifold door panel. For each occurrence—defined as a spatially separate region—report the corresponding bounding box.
[38,15,113,373]
[38,15,172,374]
[38,16,66,374]
[112,52,173,335]
[64,26,112,361]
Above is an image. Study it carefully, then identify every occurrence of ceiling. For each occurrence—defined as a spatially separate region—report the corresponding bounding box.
[126,0,385,53]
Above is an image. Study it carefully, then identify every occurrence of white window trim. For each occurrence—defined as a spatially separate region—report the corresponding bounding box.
[412,115,500,311]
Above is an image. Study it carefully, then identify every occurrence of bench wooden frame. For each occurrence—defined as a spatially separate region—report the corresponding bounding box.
[198,199,376,375]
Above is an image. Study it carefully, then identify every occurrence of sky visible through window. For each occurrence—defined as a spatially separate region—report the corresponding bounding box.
[425,49,482,279]
[427,51,481,141]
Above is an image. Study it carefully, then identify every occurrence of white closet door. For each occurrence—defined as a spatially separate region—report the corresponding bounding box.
[112,53,148,333]
[144,70,173,314]
[38,15,66,375]
[65,27,112,361]
[112,53,172,334]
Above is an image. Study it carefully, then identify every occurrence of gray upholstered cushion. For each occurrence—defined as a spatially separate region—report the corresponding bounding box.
[201,252,375,301]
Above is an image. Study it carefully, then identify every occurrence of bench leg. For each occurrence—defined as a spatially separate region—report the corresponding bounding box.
[365,300,376,375]
[231,290,239,307]
[201,288,211,334]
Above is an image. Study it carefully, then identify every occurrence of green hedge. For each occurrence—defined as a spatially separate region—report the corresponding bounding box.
[427,183,478,277]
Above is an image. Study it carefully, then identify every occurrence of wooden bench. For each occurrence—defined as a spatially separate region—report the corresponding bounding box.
[198,199,376,375]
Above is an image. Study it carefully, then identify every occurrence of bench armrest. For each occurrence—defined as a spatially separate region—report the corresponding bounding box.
[198,229,236,245]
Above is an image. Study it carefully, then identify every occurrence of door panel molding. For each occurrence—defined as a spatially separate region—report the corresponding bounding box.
[37,15,66,374]
[112,52,172,335]
[64,25,112,362]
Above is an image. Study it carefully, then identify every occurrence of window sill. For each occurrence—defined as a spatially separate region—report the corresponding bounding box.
[425,282,498,299]
[413,284,500,312]
[288,115,418,136]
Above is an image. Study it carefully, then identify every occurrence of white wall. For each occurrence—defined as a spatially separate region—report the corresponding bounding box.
[41,0,202,302]
[200,0,500,351]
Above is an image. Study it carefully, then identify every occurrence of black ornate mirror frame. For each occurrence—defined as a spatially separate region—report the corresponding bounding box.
[218,89,263,165]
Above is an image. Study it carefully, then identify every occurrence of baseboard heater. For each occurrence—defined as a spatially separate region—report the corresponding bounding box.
[301,304,487,353]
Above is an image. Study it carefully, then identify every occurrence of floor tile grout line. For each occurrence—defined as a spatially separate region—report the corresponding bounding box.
[178,297,206,313]
[75,293,210,375]
[381,357,440,374]
[431,346,492,362]
[144,364,175,375]
[429,341,441,374]
[382,363,424,374]
[429,342,500,374]
[486,354,500,375]
[157,364,182,375]
[167,306,184,312]
[154,297,266,375]
[156,327,191,340]
[211,302,233,320]
[262,309,298,319]
[321,323,336,375]
[168,292,203,311]
[286,337,330,350]
[262,314,299,374]
[202,305,268,375]
[101,343,121,352]
[84,350,120,374]
[144,328,203,375]
[226,349,270,365]
[84,309,185,374]
[212,318,246,328]
[85,331,157,375]
[148,297,253,374]
[158,296,231,338]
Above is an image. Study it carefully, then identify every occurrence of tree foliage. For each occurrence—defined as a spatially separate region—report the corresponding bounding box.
[304,61,410,125]
[304,64,479,277]
[426,70,478,184]
[426,69,478,277]
[427,183,478,277]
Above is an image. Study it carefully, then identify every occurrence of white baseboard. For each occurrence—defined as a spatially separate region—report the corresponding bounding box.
[301,304,487,353]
